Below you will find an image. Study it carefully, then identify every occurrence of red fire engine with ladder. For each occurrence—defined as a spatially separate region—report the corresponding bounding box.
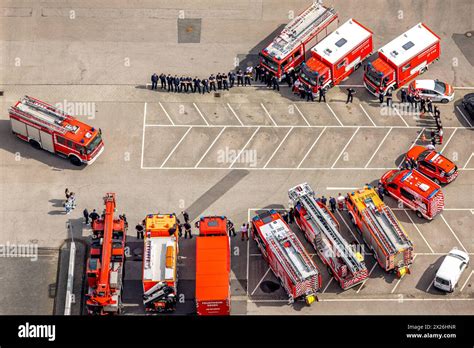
[142,214,179,313]
[289,183,369,290]
[259,2,338,80]
[346,187,414,277]
[9,95,104,165]
[85,193,126,315]
[252,210,321,304]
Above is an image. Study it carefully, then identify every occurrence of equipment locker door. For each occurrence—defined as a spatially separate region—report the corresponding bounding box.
[11,118,27,137]
[40,130,55,152]
[26,125,41,142]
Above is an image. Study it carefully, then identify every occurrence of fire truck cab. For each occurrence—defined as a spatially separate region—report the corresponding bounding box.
[299,18,373,95]
[364,23,440,96]
[405,146,459,184]
[259,2,338,81]
[380,169,445,220]
[9,96,104,166]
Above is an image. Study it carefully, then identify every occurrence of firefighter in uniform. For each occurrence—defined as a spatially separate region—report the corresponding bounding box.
[202,78,210,94]
[209,74,217,91]
[236,69,244,86]
[228,71,235,88]
[222,73,229,91]
[216,73,223,90]
[193,77,201,94]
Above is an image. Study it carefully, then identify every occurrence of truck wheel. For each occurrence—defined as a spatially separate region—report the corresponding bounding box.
[415,211,423,219]
[420,67,427,74]
[69,155,83,166]
[441,99,449,104]
[354,63,361,71]
[29,139,41,150]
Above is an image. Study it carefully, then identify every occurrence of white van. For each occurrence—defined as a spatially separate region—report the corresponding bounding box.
[433,248,470,292]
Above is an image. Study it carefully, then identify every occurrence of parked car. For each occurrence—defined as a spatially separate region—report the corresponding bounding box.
[405,146,458,184]
[408,79,454,103]
[461,93,474,119]
[433,248,469,292]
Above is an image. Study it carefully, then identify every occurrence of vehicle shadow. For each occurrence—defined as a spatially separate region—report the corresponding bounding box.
[0,120,85,170]
[453,98,473,129]
[416,256,445,294]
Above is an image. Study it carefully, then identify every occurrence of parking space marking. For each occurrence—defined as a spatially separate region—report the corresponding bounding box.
[356,263,378,293]
[463,153,474,169]
[159,101,175,125]
[293,104,311,127]
[260,103,278,126]
[393,106,410,127]
[456,106,473,127]
[365,128,392,168]
[331,127,360,168]
[322,277,334,294]
[193,102,209,126]
[440,214,468,253]
[250,268,271,296]
[325,104,344,126]
[264,127,294,168]
[426,279,434,292]
[336,210,362,244]
[405,210,435,253]
[359,104,377,127]
[440,128,457,153]
[229,127,260,168]
[194,127,226,168]
[391,254,417,294]
[226,103,244,126]
[160,126,192,168]
[460,270,473,292]
[140,102,147,169]
[395,128,425,168]
[297,127,326,168]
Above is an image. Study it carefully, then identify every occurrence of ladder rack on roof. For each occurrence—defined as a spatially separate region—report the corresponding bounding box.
[270,3,337,57]
[9,95,76,135]
[289,183,364,274]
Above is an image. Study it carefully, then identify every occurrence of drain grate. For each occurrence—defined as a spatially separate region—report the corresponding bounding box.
[177,18,202,44]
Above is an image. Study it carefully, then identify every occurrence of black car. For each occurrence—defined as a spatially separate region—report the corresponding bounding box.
[461,93,474,118]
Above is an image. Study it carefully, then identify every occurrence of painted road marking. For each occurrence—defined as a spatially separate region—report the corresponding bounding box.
[456,105,473,128]
[226,103,245,126]
[293,103,311,127]
[359,104,377,127]
[260,103,278,126]
[326,103,344,126]
[264,127,294,168]
[159,101,175,125]
[297,127,327,168]
[140,102,147,169]
[160,126,193,168]
[365,128,392,168]
[440,214,468,253]
[331,127,360,168]
[193,102,210,126]
[194,126,226,168]
[405,210,435,254]
[229,127,261,168]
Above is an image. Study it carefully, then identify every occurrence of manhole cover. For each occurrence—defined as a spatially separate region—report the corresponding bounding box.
[260,281,280,293]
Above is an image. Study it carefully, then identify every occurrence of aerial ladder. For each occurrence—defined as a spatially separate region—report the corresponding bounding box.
[289,183,368,289]
[85,193,126,315]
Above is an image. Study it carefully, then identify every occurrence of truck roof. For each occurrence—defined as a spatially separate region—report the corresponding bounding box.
[311,18,372,65]
[143,237,177,283]
[378,23,440,67]
[145,213,177,237]
[198,216,227,236]
[195,236,230,301]
[395,169,441,198]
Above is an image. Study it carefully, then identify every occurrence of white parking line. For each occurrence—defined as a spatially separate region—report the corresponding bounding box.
[463,153,474,169]
[251,268,271,296]
[456,105,473,127]
[336,210,362,244]
[440,214,468,253]
[409,127,425,150]
[404,210,435,253]
[426,279,434,292]
[140,102,147,169]
[391,254,417,294]
[322,277,334,294]
[364,128,392,168]
[226,103,244,126]
[460,270,473,292]
[194,127,226,168]
[158,102,175,126]
[293,104,311,127]
[260,103,278,126]
[229,127,260,168]
[193,102,209,126]
[264,127,294,168]
[440,128,457,153]
[331,127,360,168]
[160,126,193,168]
[393,106,410,127]
[325,103,344,126]
[297,127,327,168]
[359,104,377,127]
[356,262,378,293]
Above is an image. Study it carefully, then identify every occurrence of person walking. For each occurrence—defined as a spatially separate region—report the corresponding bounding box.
[65,200,72,215]
[400,88,407,103]
[319,88,326,103]
[65,188,70,200]
[227,219,236,237]
[240,223,249,241]
[151,73,158,90]
[346,88,355,104]
[184,221,192,239]
[136,223,144,239]
[83,208,90,225]
[329,197,336,213]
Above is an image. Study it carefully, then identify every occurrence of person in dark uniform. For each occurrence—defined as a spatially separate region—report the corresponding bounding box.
[136,223,144,239]
[167,74,173,92]
[319,88,326,103]
[173,75,180,93]
[83,208,89,225]
[288,207,295,224]
[151,73,158,90]
[184,221,192,239]
[89,209,99,225]
[160,74,166,89]
[255,64,262,82]
[179,77,186,93]
[227,219,236,237]
[299,83,306,99]
[272,75,280,91]
[386,89,393,107]
[202,78,210,94]
[228,71,235,88]
[209,74,217,91]
[346,88,355,104]
[379,91,384,104]
[222,73,229,91]
[400,88,407,103]
[182,211,190,223]
[236,69,243,86]
[244,71,251,86]
[216,73,223,90]
[176,217,183,237]
[407,93,413,108]
[187,77,193,93]
[321,196,327,206]
[329,197,336,213]
[413,94,420,110]
[306,85,314,102]
[427,98,433,113]
[193,77,201,94]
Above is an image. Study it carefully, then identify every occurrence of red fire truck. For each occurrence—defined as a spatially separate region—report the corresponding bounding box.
[259,2,338,81]
[9,95,104,165]
[142,213,179,313]
[364,23,441,96]
[380,169,445,220]
[252,210,321,304]
[289,183,368,290]
[195,216,231,315]
[86,193,126,315]
[299,18,373,95]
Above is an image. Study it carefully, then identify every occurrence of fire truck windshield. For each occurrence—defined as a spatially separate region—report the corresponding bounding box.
[259,53,279,72]
[86,133,102,154]
[300,65,318,86]
[365,66,382,86]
